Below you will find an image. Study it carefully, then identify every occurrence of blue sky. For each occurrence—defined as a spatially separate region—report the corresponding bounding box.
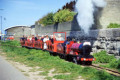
[0,0,72,32]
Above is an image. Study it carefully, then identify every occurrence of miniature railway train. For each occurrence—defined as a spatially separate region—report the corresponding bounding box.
[20,32,96,65]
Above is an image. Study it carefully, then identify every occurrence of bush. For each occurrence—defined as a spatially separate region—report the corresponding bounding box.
[109,59,120,70]
[93,51,115,63]
[53,9,76,23]
[37,12,54,26]
[107,23,120,28]
[36,9,76,26]
[93,51,120,71]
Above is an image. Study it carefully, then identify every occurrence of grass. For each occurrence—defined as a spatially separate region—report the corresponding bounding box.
[39,71,49,76]
[45,77,52,80]
[29,68,36,72]
[0,41,120,80]
[93,51,120,72]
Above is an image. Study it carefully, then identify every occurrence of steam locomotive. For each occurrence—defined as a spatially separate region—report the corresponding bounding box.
[20,32,96,65]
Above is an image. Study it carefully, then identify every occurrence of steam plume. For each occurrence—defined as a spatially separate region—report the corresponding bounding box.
[75,0,106,34]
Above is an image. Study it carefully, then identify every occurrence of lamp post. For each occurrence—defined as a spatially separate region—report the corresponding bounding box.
[0,9,3,40]
[1,16,2,35]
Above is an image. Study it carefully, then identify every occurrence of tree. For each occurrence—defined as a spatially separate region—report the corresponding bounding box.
[53,9,76,23]
[38,13,54,26]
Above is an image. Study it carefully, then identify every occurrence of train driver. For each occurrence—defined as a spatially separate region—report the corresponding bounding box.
[56,34,64,41]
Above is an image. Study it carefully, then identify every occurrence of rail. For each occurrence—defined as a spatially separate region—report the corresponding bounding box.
[91,64,120,77]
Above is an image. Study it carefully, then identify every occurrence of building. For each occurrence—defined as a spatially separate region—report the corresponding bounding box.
[5,25,35,40]
[30,25,35,35]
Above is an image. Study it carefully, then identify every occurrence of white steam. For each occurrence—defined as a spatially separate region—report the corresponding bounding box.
[75,0,106,34]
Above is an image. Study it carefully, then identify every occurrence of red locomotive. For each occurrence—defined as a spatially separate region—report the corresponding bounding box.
[20,32,96,65]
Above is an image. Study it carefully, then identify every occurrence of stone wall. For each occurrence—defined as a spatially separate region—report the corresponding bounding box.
[35,21,120,38]
[5,26,35,40]
[35,17,81,36]
[35,21,120,56]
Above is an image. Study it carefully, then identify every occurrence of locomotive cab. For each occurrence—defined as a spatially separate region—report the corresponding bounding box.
[53,32,66,53]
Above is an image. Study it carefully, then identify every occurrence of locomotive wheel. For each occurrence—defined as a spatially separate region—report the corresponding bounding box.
[73,57,77,64]
[81,61,92,65]
[59,54,62,58]
[50,52,53,55]
[61,55,65,59]
[86,61,92,65]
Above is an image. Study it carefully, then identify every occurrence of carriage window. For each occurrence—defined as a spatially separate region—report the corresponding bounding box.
[54,33,66,41]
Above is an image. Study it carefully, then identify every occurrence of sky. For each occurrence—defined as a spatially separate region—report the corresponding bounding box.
[0,0,72,33]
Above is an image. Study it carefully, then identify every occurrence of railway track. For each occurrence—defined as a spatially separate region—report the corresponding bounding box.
[90,64,120,77]
[1,43,120,77]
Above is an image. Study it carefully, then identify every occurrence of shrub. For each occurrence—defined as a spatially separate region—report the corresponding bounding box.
[107,23,120,28]
[93,51,120,71]
[109,59,118,68]
[93,51,115,63]
[53,9,76,23]
[109,59,120,70]
[37,12,54,26]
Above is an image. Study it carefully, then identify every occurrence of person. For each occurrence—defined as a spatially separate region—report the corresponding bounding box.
[35,34,38,41]
[43,35,49,49]
[77,41,81,44]
[63,37,70,47]
[20,35,26,44]
[31,35,35,43]
[41,35,44,41]
[37,36,41,41]
[20,35,25,41]
[27,36,30,41]
[50,35,54,44]
[56,34,64,41]
[24,35,27,41]
[63,37,71,53]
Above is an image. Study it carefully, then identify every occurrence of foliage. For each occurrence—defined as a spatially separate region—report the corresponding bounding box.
[37,13,55,26]
[107,23,120,28]
[0,41,120,80]
[93,51,115,63]
[36,9,76,26]
[53,9,76,23]
[109,59,120,70]
[93,51,120,71]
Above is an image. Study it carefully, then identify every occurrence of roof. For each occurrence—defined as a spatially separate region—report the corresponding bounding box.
[5,25,29,31]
